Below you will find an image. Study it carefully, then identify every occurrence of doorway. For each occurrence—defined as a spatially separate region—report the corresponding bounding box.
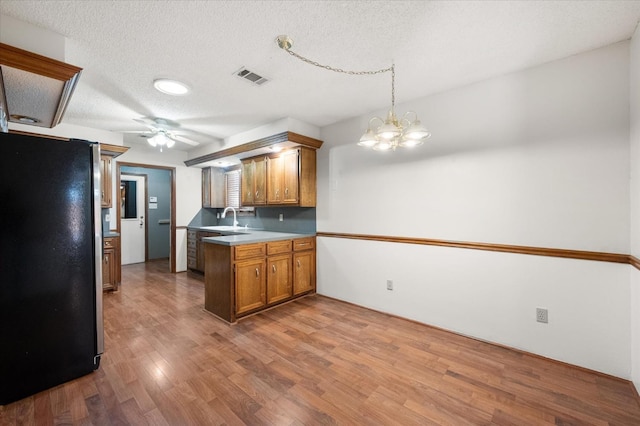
[120,174,146,265]
[116,162,176,273]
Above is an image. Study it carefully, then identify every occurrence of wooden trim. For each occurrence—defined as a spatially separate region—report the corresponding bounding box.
[317,294,635,385]
[0,43,82,81]
[631,380,640,409]
[316,232,630,265]
[184,131,323,167]
[1,43,82,128]
[7,131,131,160]
[117,161,177,273]
[630,255,640,271]
[100,143,129,157]
[8,129,69,140]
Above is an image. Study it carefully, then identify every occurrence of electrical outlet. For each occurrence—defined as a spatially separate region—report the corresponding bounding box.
[536,308,548,324]
[279,213,284,222]
[105,214,110,222]
[216,212,220,219]
[386,280,393,291]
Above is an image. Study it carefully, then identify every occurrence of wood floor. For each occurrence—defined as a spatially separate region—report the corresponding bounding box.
[1,261,639,425]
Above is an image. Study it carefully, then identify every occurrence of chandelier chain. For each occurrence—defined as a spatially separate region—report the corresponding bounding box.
[284,48,392,76]
[284,46,396,111]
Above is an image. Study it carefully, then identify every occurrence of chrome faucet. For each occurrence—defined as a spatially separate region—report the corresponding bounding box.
[221,206,238,228]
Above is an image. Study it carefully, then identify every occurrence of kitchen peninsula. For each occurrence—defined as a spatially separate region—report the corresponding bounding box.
[197,226,316,323]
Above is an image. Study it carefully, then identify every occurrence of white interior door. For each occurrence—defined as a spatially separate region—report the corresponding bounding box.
[121,175,146,265]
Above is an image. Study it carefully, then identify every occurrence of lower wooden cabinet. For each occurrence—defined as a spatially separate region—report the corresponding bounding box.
[267,254,292,305]
[103,236,121,291]
[204,236,315,322]
[188,229,221,273]
[235,259,266,315]
[293,250,315,295]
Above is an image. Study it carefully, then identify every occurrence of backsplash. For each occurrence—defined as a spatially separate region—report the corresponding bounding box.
[189,207,316,234]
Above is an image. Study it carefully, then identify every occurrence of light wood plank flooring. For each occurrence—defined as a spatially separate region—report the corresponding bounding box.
[1,260,639,425]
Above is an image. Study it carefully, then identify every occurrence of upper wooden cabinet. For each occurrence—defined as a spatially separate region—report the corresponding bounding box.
[99,143,128,208]
[202,167,225,208]
[241,156,267,206]
[243,147,316,207]
[100,155,112,208]
[267,149,299,204]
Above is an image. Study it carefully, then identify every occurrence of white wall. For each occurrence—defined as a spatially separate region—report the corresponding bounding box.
[317,42,632,378]
[116,145,201,272]
[630,23,640,392]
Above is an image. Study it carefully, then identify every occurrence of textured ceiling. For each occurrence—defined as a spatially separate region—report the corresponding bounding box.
[1,0,640,152]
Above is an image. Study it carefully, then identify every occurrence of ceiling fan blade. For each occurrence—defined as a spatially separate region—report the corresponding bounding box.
[167,133,200,146]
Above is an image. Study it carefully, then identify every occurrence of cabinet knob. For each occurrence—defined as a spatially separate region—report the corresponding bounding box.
[285,188,289,195]
[255,190,259,198]
[255,268,259,277]
[105,256,108,264]
[272,264,276,273]
[297,259,300,268]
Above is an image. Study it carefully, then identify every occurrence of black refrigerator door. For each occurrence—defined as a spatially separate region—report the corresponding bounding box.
[0,133,99,405]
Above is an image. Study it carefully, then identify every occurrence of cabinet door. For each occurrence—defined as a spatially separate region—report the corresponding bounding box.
[266,155,283,204]
[102,248,115,291]
[282,150,299,204]
[235,259,266,316]
[254,157,267,205]
[241,159,254,205]
[187,230,197,270]
[267,254,292,305]
[293,251,315,295]
[202,168,211,207]
[100,155,112,207]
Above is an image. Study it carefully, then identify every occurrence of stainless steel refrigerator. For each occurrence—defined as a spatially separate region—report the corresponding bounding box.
[0,132,104,405]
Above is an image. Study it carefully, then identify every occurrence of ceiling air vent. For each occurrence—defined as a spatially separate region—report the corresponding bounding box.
[234,67,269,86]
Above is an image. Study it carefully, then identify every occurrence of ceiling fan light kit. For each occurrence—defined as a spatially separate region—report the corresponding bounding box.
[276,35,431,152]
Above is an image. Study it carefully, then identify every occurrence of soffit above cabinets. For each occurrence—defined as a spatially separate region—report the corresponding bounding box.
[0,43,82,129]
[185,131,323,169]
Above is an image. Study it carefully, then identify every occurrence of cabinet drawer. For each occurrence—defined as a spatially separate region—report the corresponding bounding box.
[187,248,196,258]
[234,243,266,261]
[187,257,197,268]
[187,238,196,248]
[293,237,315,251]
[267,240,291,255]
[104,237,115,248]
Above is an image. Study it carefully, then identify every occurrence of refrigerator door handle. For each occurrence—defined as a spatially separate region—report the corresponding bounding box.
[92,143,104,356]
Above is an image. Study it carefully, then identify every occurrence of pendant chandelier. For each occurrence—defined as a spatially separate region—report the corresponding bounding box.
[276,35,431,151]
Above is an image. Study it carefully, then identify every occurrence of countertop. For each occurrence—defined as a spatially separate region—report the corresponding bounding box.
[193,225,314,247]
[104,231,120,237]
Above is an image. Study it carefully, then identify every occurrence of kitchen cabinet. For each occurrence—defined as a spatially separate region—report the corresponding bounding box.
[267,149,299,204]
[241,157,266,206]
[293,236,316,295]
[187,230,197,270]
[202,167,225,208]
[187,229,221,273]
[235,258,266,315]
[242,147,316,207]
[100,155,112,208]
[267,254,292,305]
[204,236,315,322]
[103,236,120,291]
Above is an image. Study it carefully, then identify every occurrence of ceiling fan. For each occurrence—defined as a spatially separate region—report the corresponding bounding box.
[128,117,200,150]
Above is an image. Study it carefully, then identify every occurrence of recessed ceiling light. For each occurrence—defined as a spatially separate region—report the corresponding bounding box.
[153,78,190,96]
[10,114,40,123]
[270,145,283,152]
